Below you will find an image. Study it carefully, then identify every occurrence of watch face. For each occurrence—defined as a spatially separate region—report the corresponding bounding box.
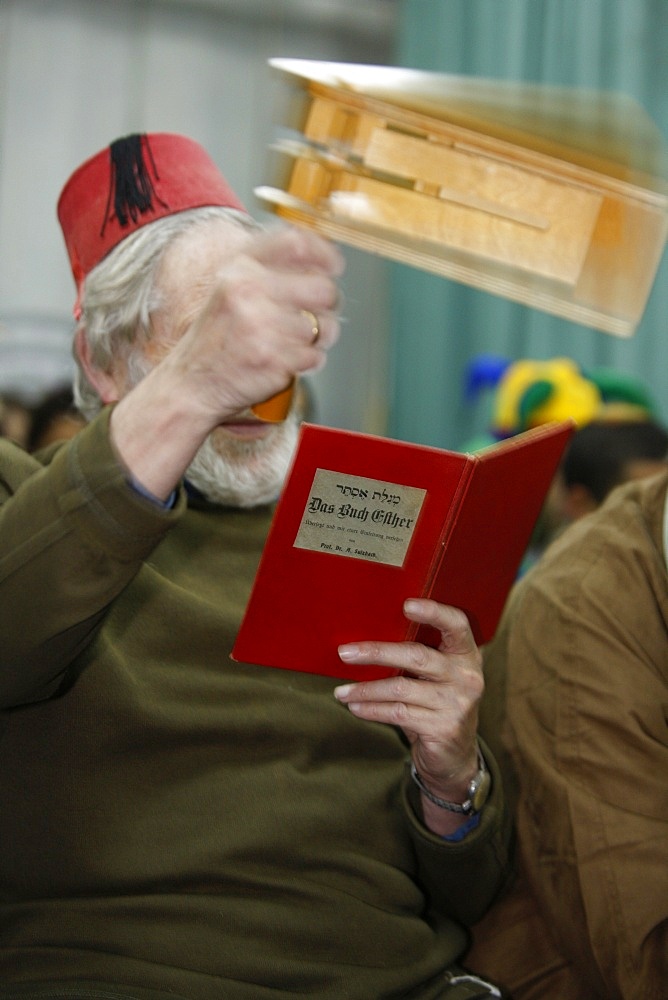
[469,767,492,813]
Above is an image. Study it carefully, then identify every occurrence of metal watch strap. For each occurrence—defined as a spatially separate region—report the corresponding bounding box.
[410,744,490,815]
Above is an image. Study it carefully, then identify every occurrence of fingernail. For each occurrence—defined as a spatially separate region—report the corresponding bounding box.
[334,684,353,700]
[338,644,360,661]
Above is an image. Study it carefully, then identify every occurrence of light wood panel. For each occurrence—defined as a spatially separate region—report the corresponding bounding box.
[259,59,668,337]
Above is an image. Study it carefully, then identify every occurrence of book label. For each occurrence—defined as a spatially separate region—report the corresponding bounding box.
[294,468,427,567]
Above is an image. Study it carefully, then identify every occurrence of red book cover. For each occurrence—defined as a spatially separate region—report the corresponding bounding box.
[231,420,574,680]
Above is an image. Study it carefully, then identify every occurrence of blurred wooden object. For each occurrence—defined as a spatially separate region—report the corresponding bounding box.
[256,59,668,337]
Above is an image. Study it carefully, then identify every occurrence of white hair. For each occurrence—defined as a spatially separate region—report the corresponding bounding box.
[186,411,301,508]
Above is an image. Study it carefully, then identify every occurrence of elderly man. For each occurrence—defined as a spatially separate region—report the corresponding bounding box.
[0,133,510,999]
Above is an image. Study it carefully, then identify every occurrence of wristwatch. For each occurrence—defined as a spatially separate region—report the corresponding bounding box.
[410,744,491,815]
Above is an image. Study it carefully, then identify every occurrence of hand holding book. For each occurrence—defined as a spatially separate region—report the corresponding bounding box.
[232,420,574,680]
[335,597,486,839]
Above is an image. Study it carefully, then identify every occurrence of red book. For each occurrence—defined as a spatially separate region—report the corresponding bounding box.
[232,420,573,680]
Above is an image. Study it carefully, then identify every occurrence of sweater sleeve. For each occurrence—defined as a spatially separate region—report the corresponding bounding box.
[0,408,185,707]
[401,738,514,927]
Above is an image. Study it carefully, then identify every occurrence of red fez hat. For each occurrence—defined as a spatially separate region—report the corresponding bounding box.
[57,133,293,422]
[57,132,247,318]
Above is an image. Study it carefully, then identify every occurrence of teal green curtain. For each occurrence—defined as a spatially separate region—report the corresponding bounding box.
[389,0,668,449]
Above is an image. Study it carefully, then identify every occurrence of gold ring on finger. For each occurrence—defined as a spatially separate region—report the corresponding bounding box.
[301,309,321,345]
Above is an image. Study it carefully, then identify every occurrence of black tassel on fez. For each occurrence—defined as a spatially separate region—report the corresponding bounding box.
[101,133,167,235]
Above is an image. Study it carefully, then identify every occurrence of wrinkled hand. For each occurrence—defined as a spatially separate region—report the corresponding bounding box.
[107,223,345,500]
[167,224,345,423]
[334,598,484,835]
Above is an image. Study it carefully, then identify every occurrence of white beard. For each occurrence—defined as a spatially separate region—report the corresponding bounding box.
[123,347,301,509]
[185,409,300,508]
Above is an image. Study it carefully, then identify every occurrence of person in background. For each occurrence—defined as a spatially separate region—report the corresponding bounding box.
[0,392,32,447]
[554,416,668,522]
[465,469,668,998]
[0,132,511,1000]
[27,384,86,452]
[464,354,667,568]
[527,415,668,567]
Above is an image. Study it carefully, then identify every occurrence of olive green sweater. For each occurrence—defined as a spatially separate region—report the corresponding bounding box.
[0,411,511,999]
